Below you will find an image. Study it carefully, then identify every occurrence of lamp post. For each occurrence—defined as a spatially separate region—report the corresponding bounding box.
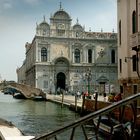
[85,68,92,98]
[94,89,98,111]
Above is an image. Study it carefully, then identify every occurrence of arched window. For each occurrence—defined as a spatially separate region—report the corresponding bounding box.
[132,10,136,34]
[111,50,115,63]
[88,49,92,63]
[41,47,47,62]
[74,49,80,63]
[76,32,79,37]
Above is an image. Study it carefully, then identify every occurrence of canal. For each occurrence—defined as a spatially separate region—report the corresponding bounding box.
[0,92,81,138]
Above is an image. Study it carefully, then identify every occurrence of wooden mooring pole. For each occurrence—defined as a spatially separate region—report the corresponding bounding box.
[81,94,85,114]
[61,90,64,108]
[75,93,77,111]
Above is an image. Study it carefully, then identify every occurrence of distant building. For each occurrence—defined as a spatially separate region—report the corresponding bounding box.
[117,0,140,97]
[17,4,118,94]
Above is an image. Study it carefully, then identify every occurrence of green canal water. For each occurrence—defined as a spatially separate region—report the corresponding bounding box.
[0,92,82,138]
[0,92,106,139]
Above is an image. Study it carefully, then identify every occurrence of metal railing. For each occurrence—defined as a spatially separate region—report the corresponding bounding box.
[32,93,140,140]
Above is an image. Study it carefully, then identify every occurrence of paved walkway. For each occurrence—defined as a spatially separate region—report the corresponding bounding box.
[46,94,108,107]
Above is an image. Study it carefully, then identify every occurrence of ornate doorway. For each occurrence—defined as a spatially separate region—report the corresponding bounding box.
[57,72,66,90]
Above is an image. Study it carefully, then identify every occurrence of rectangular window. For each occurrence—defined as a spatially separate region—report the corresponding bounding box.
[133,85,137,94]
[132,55,136,71]
[44,81,48,88]
[41,47,47,62]
[120,85,123,93]
[88,49,92,63]
[119,20,121,45]
[57,29,65,36]
[111,50,115,64]
[119,59,122,73]
[74,81,78,84]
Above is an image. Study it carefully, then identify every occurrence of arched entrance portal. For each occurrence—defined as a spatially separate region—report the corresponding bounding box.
[57,72,66,90]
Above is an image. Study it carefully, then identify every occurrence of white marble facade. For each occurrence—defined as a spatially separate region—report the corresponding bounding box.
[17,5,118,94]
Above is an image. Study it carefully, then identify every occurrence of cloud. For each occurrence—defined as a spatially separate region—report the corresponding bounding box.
[24,0,41,5]
[3,2,12,9]
[0,0,13,13]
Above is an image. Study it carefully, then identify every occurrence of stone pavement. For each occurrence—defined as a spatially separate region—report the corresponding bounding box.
[46,94,108,107]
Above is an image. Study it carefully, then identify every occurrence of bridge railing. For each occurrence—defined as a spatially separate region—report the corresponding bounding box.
[32,93,140,140]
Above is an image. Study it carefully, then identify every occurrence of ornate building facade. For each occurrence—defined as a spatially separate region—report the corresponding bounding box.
[17,5,118,94]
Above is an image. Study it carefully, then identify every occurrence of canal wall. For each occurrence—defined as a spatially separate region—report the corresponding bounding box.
[46,94,81,108]
[46,94,140,128]
[46,94,110,114]
[84,99,111,112]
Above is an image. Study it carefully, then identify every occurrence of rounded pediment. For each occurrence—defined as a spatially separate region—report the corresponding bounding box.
[73,24,83,31]
[39,21,50,29]
[53,9,71,20]
[96,75,109,83]
[36,19,50,36]
[53,57,70,66]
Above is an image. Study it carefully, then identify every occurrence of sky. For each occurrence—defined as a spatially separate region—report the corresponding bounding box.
[0,0,117,81]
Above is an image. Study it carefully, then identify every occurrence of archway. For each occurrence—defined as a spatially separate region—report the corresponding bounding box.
[57,72,66,90]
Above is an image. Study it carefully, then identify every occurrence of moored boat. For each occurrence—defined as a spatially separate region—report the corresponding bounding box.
[33,95,46,101]
[13,92,26,99]
[93,116,131,138]
[0,118,34,140]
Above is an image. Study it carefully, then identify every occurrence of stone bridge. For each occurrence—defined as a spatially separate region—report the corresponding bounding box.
[7,82,46,99]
